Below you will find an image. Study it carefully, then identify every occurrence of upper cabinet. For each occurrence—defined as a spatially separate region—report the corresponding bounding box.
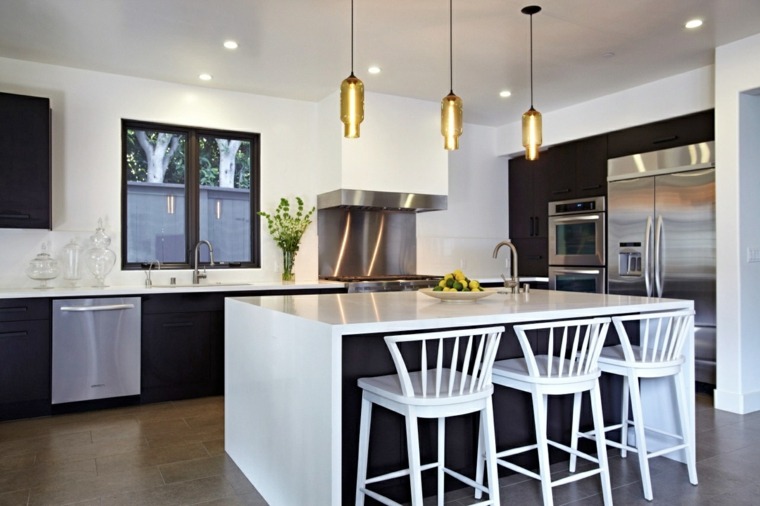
[0,92,51,229]
[607,109,714,159]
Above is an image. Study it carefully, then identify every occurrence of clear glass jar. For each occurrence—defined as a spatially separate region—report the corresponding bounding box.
[26,243,59,289]
[61,238,83,286]
[85,219,116,287]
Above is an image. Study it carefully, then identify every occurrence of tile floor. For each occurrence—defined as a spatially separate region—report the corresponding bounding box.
[1,390,758,505]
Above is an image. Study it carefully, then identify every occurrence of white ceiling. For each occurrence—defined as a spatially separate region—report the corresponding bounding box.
[1,0,760,126]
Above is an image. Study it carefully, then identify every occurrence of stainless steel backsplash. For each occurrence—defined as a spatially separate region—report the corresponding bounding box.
[318,208,417,277]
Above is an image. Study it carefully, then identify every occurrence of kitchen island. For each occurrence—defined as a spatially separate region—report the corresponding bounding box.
[225,289,694,506]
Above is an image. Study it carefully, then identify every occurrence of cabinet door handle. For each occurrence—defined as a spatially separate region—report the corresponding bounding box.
[526,255,543,260]
[534,217,540,237]
[162,321,194,328]
[0,213,31,220]
[653,135,678,144]
[551,188,571,195]
[580,184,602,191]
[0,331,28,339]
[0,307,28,314]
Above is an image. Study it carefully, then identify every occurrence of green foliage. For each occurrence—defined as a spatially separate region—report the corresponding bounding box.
[258,197,315,253]
[125,129,251,189]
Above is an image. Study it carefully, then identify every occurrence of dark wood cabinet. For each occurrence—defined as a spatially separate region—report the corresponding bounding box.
[607,109,714,159]
[0,298,51,421]
[0,92,51,229]
[141,292,224,403]
[508,154,549,240]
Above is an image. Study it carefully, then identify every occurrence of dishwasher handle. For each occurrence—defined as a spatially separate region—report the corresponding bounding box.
[59,303,136,312]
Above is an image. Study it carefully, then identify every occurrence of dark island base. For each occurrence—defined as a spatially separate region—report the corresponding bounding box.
[341,325,625,505]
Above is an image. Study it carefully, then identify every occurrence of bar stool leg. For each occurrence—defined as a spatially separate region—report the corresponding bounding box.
[437,417,445,505]
[482,400,501,505]
[628,373,653,501]
[569,391,583,473]
[674,372,699,486]
[355,396,372,506]
[621,375,630,458]
[531,389,554,506]
[405,410,425,505]
[590,382,614,506]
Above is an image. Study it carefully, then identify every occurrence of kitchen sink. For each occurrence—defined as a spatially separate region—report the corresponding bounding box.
[150,282,253,288]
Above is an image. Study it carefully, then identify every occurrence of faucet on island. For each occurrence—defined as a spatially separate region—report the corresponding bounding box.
[193,240,215,284]
[492,240,519,293]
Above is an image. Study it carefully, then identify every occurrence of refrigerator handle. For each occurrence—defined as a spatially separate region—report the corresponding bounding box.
[644,216,653,297]
[655,214,664,297]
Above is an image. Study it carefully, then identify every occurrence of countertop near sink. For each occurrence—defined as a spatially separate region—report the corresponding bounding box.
[0,280,345,300]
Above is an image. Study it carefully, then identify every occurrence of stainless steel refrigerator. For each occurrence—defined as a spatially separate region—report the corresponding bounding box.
[607,141,716,384]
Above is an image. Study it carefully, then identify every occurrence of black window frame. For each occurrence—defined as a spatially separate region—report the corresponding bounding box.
[120,119,261,270]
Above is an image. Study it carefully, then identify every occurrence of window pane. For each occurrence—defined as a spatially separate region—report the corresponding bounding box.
[125,128,187,264]
[198,135,251,263]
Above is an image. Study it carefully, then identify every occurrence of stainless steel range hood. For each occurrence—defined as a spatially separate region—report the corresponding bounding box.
[317,189,447,212]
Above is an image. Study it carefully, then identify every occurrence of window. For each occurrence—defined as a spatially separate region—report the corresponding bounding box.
[121,120,260,269]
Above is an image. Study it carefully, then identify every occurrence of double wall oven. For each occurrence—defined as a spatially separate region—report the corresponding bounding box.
[548,196,606,293]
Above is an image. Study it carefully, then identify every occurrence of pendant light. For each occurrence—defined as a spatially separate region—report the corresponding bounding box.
[340,0,364,138]
[441,0,463,150]
[521,5,542,160]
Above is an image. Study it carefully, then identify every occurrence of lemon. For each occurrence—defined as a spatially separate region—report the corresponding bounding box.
[438,279,447,288]
[469,280,480,290]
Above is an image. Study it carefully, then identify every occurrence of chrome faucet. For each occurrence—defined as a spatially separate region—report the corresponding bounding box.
[192,240,215,284]
[144,260,160,287]
[492,240,519,292]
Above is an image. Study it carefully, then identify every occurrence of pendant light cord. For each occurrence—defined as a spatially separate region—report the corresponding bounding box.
[449,0,454,93]
[350,0,355,76]
[529,12,534,107]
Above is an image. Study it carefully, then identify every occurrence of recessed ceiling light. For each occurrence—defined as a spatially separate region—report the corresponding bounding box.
[223,40,239,49]
[499,90,512,98]
[368,66,381,74]
[199,73,213,81]
[685,19,703,29]
[602,51,615,58]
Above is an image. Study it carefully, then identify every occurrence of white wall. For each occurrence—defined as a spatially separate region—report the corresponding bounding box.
[496,66,715,157]
[417,123,508,279]
[714,33,760,413]
[0,56,320,287]
[315,91,448,196]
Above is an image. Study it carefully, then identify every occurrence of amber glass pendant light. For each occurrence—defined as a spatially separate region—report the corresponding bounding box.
[521,5,542,160]
[441,0,462,150]
[340,0,364,138]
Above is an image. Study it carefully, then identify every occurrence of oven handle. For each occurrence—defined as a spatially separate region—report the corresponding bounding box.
[549,214,603,223]
[551,268,603,275]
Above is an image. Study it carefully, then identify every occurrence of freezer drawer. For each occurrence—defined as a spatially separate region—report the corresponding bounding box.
[52,297,141,404]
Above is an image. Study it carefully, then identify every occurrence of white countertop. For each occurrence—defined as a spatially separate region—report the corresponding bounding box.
[229,289,693,335]
[0,280,344,299]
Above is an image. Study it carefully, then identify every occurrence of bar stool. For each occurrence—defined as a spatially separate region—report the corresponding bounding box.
[355,326,504,506]
[477,317,613,506]
[572,309,698,501]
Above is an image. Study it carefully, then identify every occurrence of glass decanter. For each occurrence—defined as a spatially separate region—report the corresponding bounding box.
[85,219,116,287]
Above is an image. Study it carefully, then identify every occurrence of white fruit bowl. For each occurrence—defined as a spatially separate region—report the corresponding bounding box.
[419,288,494,302]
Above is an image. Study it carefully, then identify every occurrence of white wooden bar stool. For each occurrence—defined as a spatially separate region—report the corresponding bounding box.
[476,317,613,506]
[572,309,698,501]
[355,326,504,506]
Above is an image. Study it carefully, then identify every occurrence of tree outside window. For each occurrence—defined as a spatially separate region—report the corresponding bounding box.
[122,120,260,269]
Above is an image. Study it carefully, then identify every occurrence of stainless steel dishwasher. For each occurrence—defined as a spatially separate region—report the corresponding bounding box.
[52,297,141,404]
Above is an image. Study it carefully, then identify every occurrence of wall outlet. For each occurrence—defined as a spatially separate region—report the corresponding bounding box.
[748,247,760,263]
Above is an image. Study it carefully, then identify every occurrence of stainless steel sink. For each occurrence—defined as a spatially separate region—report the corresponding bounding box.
[150,282,253,288]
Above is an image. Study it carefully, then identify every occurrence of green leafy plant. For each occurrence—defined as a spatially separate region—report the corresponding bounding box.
[258,197,315,254]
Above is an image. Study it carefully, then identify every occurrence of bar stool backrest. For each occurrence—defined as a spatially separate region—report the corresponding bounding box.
[513,318,611,379]
[612,310,694,364]
[384,326,504,399]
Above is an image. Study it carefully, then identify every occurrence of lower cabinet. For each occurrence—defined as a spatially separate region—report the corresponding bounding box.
[0,299,51,421]
[140,293,224,403]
